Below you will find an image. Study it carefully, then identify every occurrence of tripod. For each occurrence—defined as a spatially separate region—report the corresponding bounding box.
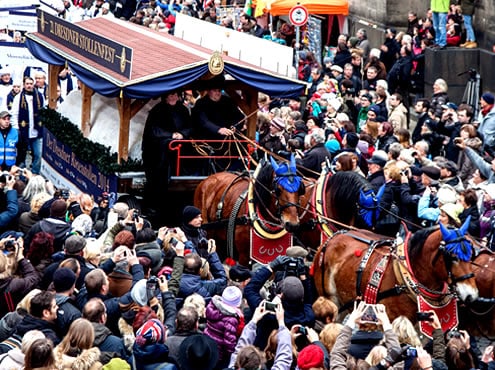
[461,69,481,117]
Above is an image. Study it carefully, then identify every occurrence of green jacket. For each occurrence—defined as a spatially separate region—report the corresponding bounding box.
[431,0,450,12]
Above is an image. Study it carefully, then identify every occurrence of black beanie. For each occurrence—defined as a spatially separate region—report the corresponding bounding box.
[183,206,201,224]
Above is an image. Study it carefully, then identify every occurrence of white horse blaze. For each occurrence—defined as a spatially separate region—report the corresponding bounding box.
[456,282,479,301]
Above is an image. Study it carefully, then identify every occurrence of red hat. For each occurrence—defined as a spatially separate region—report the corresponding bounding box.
[297,344,324,370]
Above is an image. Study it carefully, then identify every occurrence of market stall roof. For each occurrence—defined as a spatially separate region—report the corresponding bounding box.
[268,0,349,16]
[25,15,305,99]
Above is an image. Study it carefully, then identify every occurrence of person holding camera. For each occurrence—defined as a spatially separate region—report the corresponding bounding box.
[180,205,209,258]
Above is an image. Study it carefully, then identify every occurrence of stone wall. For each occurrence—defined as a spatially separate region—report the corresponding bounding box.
[347,0,494,51]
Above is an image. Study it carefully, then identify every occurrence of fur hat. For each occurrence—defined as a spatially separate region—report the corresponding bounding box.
[50,199,67,218]
[178,334,219,370]
[297,344,325,370]
[221,286,242,307]
[281,276,304,303]
[183,206,201,224]
[135,319,165,346]
[64,235,87,254]
[53,267,76,292]
[437,185,458,205]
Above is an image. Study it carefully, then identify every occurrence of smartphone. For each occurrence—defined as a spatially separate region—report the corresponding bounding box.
[416,311,433,321]
[170,237,178,247]
[361,304,378,323]
[298,326,307,335]
[264,302,278,312]
[406,347,417,357]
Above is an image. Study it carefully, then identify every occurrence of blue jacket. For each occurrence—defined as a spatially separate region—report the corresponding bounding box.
[0,126,18,167]
[0,190,18,229]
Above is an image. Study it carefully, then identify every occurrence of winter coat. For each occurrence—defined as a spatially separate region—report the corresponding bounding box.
[204,296,244,363]
[17,211,40,235]
[55,294,82,337]
[376,133,399,153]
[132,341,177,370]
[15,315,60,345]
[178,252,227,300]
[0,347,23,369]
[478,104,495,155]
[465,147,495,184]
[367,170,385,192]
[24,217,71,253]
[297,143,331,178]
[53,346,102,370]
[165,331,198,364]
[388,103,408,131]
[0,190,17,233]
[460,205,481,237]
[92,322,128,365]
[431,92,449,119]
[135,241,164,275]
[460,0,476,16]
[431,0,450,13]
[458,137,482,185]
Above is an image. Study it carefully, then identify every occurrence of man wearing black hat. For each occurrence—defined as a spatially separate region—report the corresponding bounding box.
[439,160,464,192]
[181,205,208,257]
[366,150,387,191]
[142,90,192,212]
[53,267,81,336]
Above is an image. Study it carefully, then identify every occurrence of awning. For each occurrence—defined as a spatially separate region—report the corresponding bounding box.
[25,16,305,99]
[267,0,349,16]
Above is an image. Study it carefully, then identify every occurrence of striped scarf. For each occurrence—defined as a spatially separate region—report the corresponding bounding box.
[18,90,43,140]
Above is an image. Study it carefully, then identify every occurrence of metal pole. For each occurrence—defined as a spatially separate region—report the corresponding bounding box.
[295,25,300,76]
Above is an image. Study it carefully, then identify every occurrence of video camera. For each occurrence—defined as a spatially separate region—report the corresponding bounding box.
[284,256,304,277]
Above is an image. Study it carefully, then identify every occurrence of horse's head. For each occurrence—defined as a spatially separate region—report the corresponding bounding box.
[436,217,479,302]
[270,155,305,232]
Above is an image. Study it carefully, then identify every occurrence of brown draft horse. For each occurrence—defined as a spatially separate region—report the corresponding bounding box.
[313,222,479,323]
[459,248,495,337]
[194,155,312,266]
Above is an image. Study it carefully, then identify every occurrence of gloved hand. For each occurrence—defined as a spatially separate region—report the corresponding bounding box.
[269,255,290,271]
[297,258,307,277]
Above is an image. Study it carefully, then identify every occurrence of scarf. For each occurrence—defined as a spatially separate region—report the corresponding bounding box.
[18,89,43,140]
[482,104,494,117]
[58,74,74,95]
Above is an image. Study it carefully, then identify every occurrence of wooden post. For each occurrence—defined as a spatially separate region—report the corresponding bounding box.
[48,64,63,110]
[80,83,93,137]
[116,96,131,162]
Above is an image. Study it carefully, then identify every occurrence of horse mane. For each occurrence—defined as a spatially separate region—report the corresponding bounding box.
[326,171,372,227]
[254,160,274,217]
[408,226,438,262]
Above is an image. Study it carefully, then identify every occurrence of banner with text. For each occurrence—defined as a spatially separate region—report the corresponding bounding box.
[0,43,48,82]
[41,129,118,197]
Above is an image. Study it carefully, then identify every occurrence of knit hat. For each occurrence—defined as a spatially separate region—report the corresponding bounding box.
[183,206,201,224]
[178,334,219,370]
[53,267,76,292]
[135,319,165,346]
[131,279,148,306]
[482,184,495,199]
[297,344,325,370]
[229,264,252,283]
[325,139,341,154]
[368,105,380,114]
[286,246,309,259]
[357,140,369,155]
[64,235,87,254]
[221,286,242,307]
[50,199,67,218]
[71,214,93,236]
[102,358,131,370]
[345,132,359,148]
[440,203,463,225]
[437,185,458,205]
[330,65,343,73]
[271,117,285,131]
[328,99,341,112]
[482,92,495,105]
[421,166,441,180]
[281,276,304,302]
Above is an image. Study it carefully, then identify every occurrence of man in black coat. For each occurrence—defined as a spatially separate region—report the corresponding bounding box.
[296,129,331,178]
[366,150,387,192]
[142,90,192,210]
[53,267,81,336]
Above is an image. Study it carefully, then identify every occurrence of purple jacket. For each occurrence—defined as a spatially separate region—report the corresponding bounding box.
[204,296,241,362]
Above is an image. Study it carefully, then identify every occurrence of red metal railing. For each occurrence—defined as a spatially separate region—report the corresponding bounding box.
[168,139,255,176]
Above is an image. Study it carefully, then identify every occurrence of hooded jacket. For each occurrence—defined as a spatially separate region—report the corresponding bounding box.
[55,294,82,337]
[132,341,177,370]
[15,315,60,345]
[24,217,71,253]
[92,322,128,365]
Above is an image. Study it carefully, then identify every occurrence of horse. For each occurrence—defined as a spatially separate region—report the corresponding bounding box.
[194,155,312,266]
[312,218,479,324]
[459,248,495,338]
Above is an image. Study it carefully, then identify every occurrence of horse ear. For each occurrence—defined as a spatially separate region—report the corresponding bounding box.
[270,156,279,172]
[439,222,453,240]
[289,154,297,173]
[459,215,471,235]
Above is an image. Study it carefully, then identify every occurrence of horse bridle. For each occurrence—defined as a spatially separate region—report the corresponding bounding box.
[272,173,305,216]
[432,236,475,285]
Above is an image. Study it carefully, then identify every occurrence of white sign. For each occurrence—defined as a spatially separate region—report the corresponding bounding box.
[0,44,48,82]
[174,13,295,78]
[8,11,37,32]
[289,5,309,27]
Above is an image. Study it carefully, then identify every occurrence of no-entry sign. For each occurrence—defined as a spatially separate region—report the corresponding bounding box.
[289,5,309,27]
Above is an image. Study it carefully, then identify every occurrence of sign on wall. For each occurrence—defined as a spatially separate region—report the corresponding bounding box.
[42,129,118,197]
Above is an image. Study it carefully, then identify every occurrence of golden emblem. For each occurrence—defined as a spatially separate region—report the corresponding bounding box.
[208,51,224,76]
[120,48,127,73]
[20,121,27,128]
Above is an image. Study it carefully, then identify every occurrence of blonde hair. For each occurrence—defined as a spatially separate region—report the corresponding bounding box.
[391,315,422,347]
[84,239,102,264]
[312,296,338,323]
[434,78,448,93]
[56,318,94,356]
[78,193,94,215]
[365,345,387,366]
[319,323,343,353]
[17,288,42,314]
[199,258,210,280]
[183,293,206,318]
[384,161,401,182]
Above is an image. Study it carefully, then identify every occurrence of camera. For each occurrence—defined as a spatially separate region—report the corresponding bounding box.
[146,276,159,294]
[298,326,307,335]
[416,311,433,321]
[198,237,208,250]
[133,210,140,221]
[4,240,16,252]
[59,189,70,200]
[447,329,462,339]
[284,257,303,277]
